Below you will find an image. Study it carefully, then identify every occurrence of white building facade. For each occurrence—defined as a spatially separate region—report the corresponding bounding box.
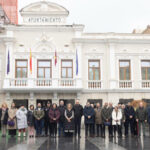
[0,1,150,108]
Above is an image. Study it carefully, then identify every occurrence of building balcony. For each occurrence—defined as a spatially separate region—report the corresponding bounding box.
[3,78,82,92]
[87,80,102,89]
[119,80,132,88]
[141,80,150,88]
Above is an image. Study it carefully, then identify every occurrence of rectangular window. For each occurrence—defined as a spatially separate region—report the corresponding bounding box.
[37,60,52,78]
[15,60,28,78]
[119,60,131,80]
[61,60,73,78]
[88,60,100,80]
[141,60,150,80]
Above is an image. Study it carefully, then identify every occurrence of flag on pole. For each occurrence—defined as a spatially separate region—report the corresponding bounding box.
[30,49,32,74]
[55,50,57,66]
[7,50,10,74]
[76,49,78,75]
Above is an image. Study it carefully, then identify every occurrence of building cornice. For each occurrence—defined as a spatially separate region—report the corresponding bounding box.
[72,38,150,44]
[83,89,150,93]
[3,24,84,32]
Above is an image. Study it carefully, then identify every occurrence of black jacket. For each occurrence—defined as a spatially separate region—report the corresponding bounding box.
[0,108,8,125]
[27,110,35,126]
[44,107,51,121]
[58,105,66,123]
[101,106,112,122]
[124,106,135,120]
[73,104,83,119]
[136,107,147,121]
[83,106,95,124]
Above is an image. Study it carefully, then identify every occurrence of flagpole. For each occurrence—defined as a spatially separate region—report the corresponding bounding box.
[76,49,78,76]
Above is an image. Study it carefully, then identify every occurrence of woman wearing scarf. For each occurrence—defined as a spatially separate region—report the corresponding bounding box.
[112,106,122,137]
[16,105,28,137]
[64,103,75,136]
[7,102,17,137]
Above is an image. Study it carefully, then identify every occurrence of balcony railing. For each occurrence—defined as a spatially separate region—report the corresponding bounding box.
[119,80,132,88]
[59,79,75,87]
[3,78,82,89]
[10,78,28,86]
[142,80,150,88]
[35,78,52,86]
[88,80,102,89]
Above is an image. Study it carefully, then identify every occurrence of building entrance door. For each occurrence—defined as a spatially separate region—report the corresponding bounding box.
[87,99,103,108]
[13,99,28,109]
[36,99,52,108]
[59,99,75,106]
[119,99,133,105]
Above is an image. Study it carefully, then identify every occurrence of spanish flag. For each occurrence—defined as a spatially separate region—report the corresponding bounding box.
[30,49,32,74]
[55,50,57,66]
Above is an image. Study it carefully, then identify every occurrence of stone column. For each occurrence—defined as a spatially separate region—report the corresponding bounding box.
[108,42,117,89]
[29,92,35,108]
[5,92,12,107]
[52,92,58,105]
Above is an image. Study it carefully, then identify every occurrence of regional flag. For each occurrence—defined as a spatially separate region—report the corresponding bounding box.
[30,49,32,74]
[55,50,57,66]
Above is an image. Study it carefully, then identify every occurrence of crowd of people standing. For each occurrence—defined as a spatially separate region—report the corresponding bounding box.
[0,100,150,139]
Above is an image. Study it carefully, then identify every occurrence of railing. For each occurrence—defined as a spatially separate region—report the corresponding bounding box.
[59,79,75,87]
[119,80,132,88]
[142,80,150,88]
[88,80,101,89]
[10,78,28,86]
[4,78,80,88]
[35,78,52,86]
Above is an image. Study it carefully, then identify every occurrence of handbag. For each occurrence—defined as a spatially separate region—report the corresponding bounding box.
[104,122,111,126]
[8,120,15,127]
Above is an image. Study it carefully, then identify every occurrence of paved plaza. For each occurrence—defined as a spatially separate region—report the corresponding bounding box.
[0,130,150,150]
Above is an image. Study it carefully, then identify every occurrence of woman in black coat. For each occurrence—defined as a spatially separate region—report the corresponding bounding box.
[64,103,74,136]
[0,102,8,137]
[27,105,35,138]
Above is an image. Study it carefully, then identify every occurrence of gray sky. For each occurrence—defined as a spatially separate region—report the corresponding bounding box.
[18,0,150,33]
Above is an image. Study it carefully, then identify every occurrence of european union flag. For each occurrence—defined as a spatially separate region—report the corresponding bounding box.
[7,50,10,75]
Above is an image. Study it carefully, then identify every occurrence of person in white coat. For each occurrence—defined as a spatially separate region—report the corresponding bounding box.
[16,105,28,137]
[112,106,122,137]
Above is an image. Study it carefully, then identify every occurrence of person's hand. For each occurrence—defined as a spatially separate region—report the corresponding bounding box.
[88,116,91,119]
[106,119,108,122]
[136,119,138,122]
[53,118,56,121]
[145,120,147,123]
[38,118,40,120]
[123,120,125,122]
[130,116,133,119]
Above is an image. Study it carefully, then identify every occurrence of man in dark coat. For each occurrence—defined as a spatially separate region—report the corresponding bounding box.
[101,102,113,137]
[73,99,83,138]
[147,106,150,136]
[44,101,51,136]
[136,102,147,136]
[108,102,113,137]
[124,102,135,137]
[58,100,66,136]
[83,102,95,138]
